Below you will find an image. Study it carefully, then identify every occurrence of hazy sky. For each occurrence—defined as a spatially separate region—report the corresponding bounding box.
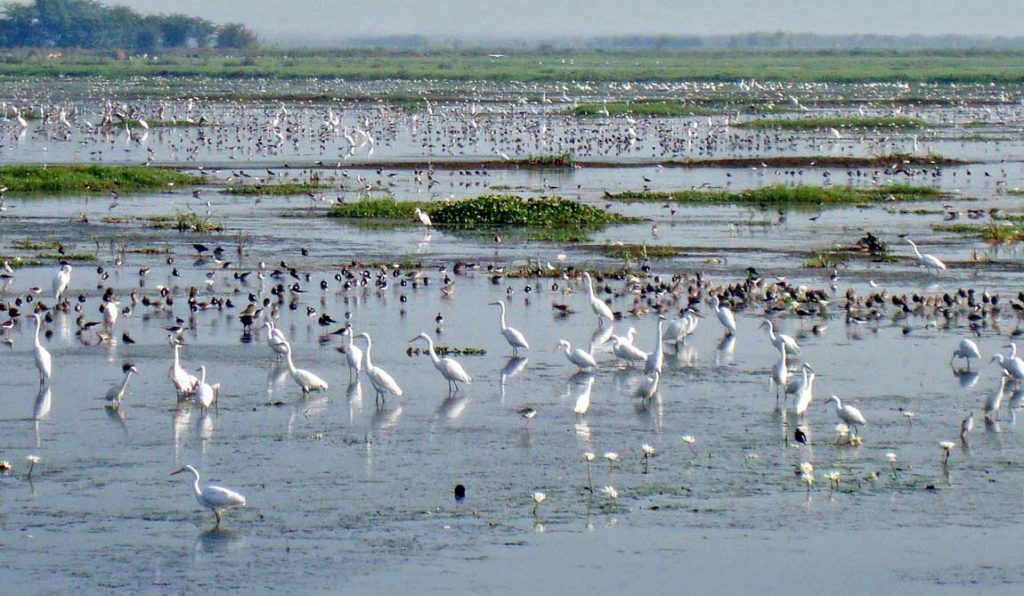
[105,1,1024,40]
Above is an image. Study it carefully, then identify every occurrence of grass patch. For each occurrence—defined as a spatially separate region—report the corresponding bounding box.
[512,153,575,168]
[10,238,59,250]
[579,243,684,259]
[146,212,223,232]
[33,252,96,262]
[739,116,928,130]
[606,184,942,206]
[934,221,1024,244]
[0,255,45,268]
[569,101,716,117]
[329,195,633,226]
[222,183,329,195]
[804,232,894,268]
[0,165,201,192]
[406,345,486,357]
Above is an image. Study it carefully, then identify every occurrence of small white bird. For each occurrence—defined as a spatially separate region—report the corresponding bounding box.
[711,295,737,336]
[582,272,615,324]
[413,207,432,227]
[793,364,816,417]
[984,372,1011,419]
[644,316,666,376]
[760,319,800,355]
[557,339,597,370]
[950,338,981,370]
[827,395,867,435]
[282,340,329,394]
[52,262,72,301]
[266,321,289,359]
[342,326,363,380]
[410,333,471,393]
[193,365,219,410]
[31,313,51,385]
[170,465,246,526]
[105,362,138,404]
[357,333,403,401]
[608,328,647,366]
[169,341,198,400]
[489,300,529,355]
[905,238,946,273]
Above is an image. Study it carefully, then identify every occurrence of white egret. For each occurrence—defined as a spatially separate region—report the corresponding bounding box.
[266,321,289,359]
[607,328,647,366]
[770,348,789,404]
[635,371,661,400]
[413,207,432,227]
[105,363,138,404]
[52,262,72,301]
[760,319,800,355]
[410,333,471,393]
[170,465,246,526]
[342,326,363,381]
[984,372,1010,419]
[582,272,614,325]
[31,313,51,384]
[557,339,597,370]
[281,340,329,394]
[665,307,701,345]
[489,301,529,355]
[103,300,120,330]
[644,316,666,375]
[950,338,981,369]
[827,395,867,436]
[193,366,219,410]
[794,364,816,417]
[710,295,736,336]
[905,238,946,272]
[992,348,1024,381]
[356,333,403,401]
[169,341,198,399]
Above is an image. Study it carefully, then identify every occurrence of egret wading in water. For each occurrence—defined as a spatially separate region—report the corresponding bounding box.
[665,306,701,346]
[170,465,246,527]
[105,363,138,404]
[644,316,666,376]
[413,207,432,228]
[52,262,72,301]
[992,346,1024,381]
[770,348,789,406]
[169,341,198,400]
[489,301,529,355]
[31,313,52,385]
[905,238,946,273]
[607,328,647,366]
[984,371,1010,419]
[342,326,363,381]
[410,333,471,393]
[794,363,816,417]
[710,295,736,337]
[281,340,329,394]
[950,338,981,370]
[582,272,615,326]
[356,332,403,403]
[760,319,800,355]
[266,321,289,360]
[827,395,867,436]
[557,339,597,371]
[193,365,220,410]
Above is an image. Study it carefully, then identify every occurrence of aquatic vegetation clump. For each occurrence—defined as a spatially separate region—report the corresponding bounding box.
[607,184,942,205]
[0,165,201,192]
[739,116,928,130]
[222,183,329,195]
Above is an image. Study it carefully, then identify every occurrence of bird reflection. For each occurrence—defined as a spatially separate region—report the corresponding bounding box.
[371,404,402,430]
[438,393,469,420]
[500,356,528,402]
[105,403,128,434]
[715,335,736,365]
[568,374,595,416]
[347,380,363,424]
[33,384,51,421]
[952,367,980,389]
[195,527,246,556]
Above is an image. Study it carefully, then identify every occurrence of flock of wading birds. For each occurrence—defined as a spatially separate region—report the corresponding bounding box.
[0,235,1015,526]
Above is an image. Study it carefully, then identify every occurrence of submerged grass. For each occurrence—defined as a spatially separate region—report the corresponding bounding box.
[739,116,928,130]
[934,221,1024,244]
[0,165,201,192]
[569,101,717,117]
[222,183,329,195]
[579,244,685,259]
[606,184,943,205]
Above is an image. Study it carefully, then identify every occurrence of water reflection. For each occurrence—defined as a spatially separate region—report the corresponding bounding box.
[194,527,247,556]
[438,393,469,420]
[569,374,595,416]
[347,381,363,423]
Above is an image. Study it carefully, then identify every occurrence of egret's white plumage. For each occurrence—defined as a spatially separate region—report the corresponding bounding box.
[357,332,403,400]
[993,346,1024,380]
[770,349,789,403]
[411,333,471,392]
[582,272,615,324]
[171,465,246,526]
[572,375,596,415]
[665,307,701,345]
[985,372,1011,419]
[31,313,51,384]
[711,295,736,336]
[193,365,219,410]
[343,326,363,380]
[951,338,981,369]
[794,364,816,417]
[761,319,800,355]
[608,328,647,366]
[644,317,666,376]
[282,340,329,394]
[413,207,432,227]
[906,238,946,272]
[828,395,867,434]
[557,339,597,370]
[266,321,289,359]
[169,342,198,399]
[489,300,529,355]
[52,262,72,301]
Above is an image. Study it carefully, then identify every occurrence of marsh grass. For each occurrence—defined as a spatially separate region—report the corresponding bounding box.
[222,183,329,195]
[606,184,943,205]
[738,116,928,130]
[579,244,685,259]
[0,165,200,192]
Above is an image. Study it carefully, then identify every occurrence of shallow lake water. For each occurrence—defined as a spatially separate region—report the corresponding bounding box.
[3,79,1024,594]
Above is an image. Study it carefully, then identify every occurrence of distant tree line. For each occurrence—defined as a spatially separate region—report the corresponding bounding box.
[0,0,258,50]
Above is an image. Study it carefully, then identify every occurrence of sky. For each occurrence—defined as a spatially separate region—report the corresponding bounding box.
[104,1,1024,41]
